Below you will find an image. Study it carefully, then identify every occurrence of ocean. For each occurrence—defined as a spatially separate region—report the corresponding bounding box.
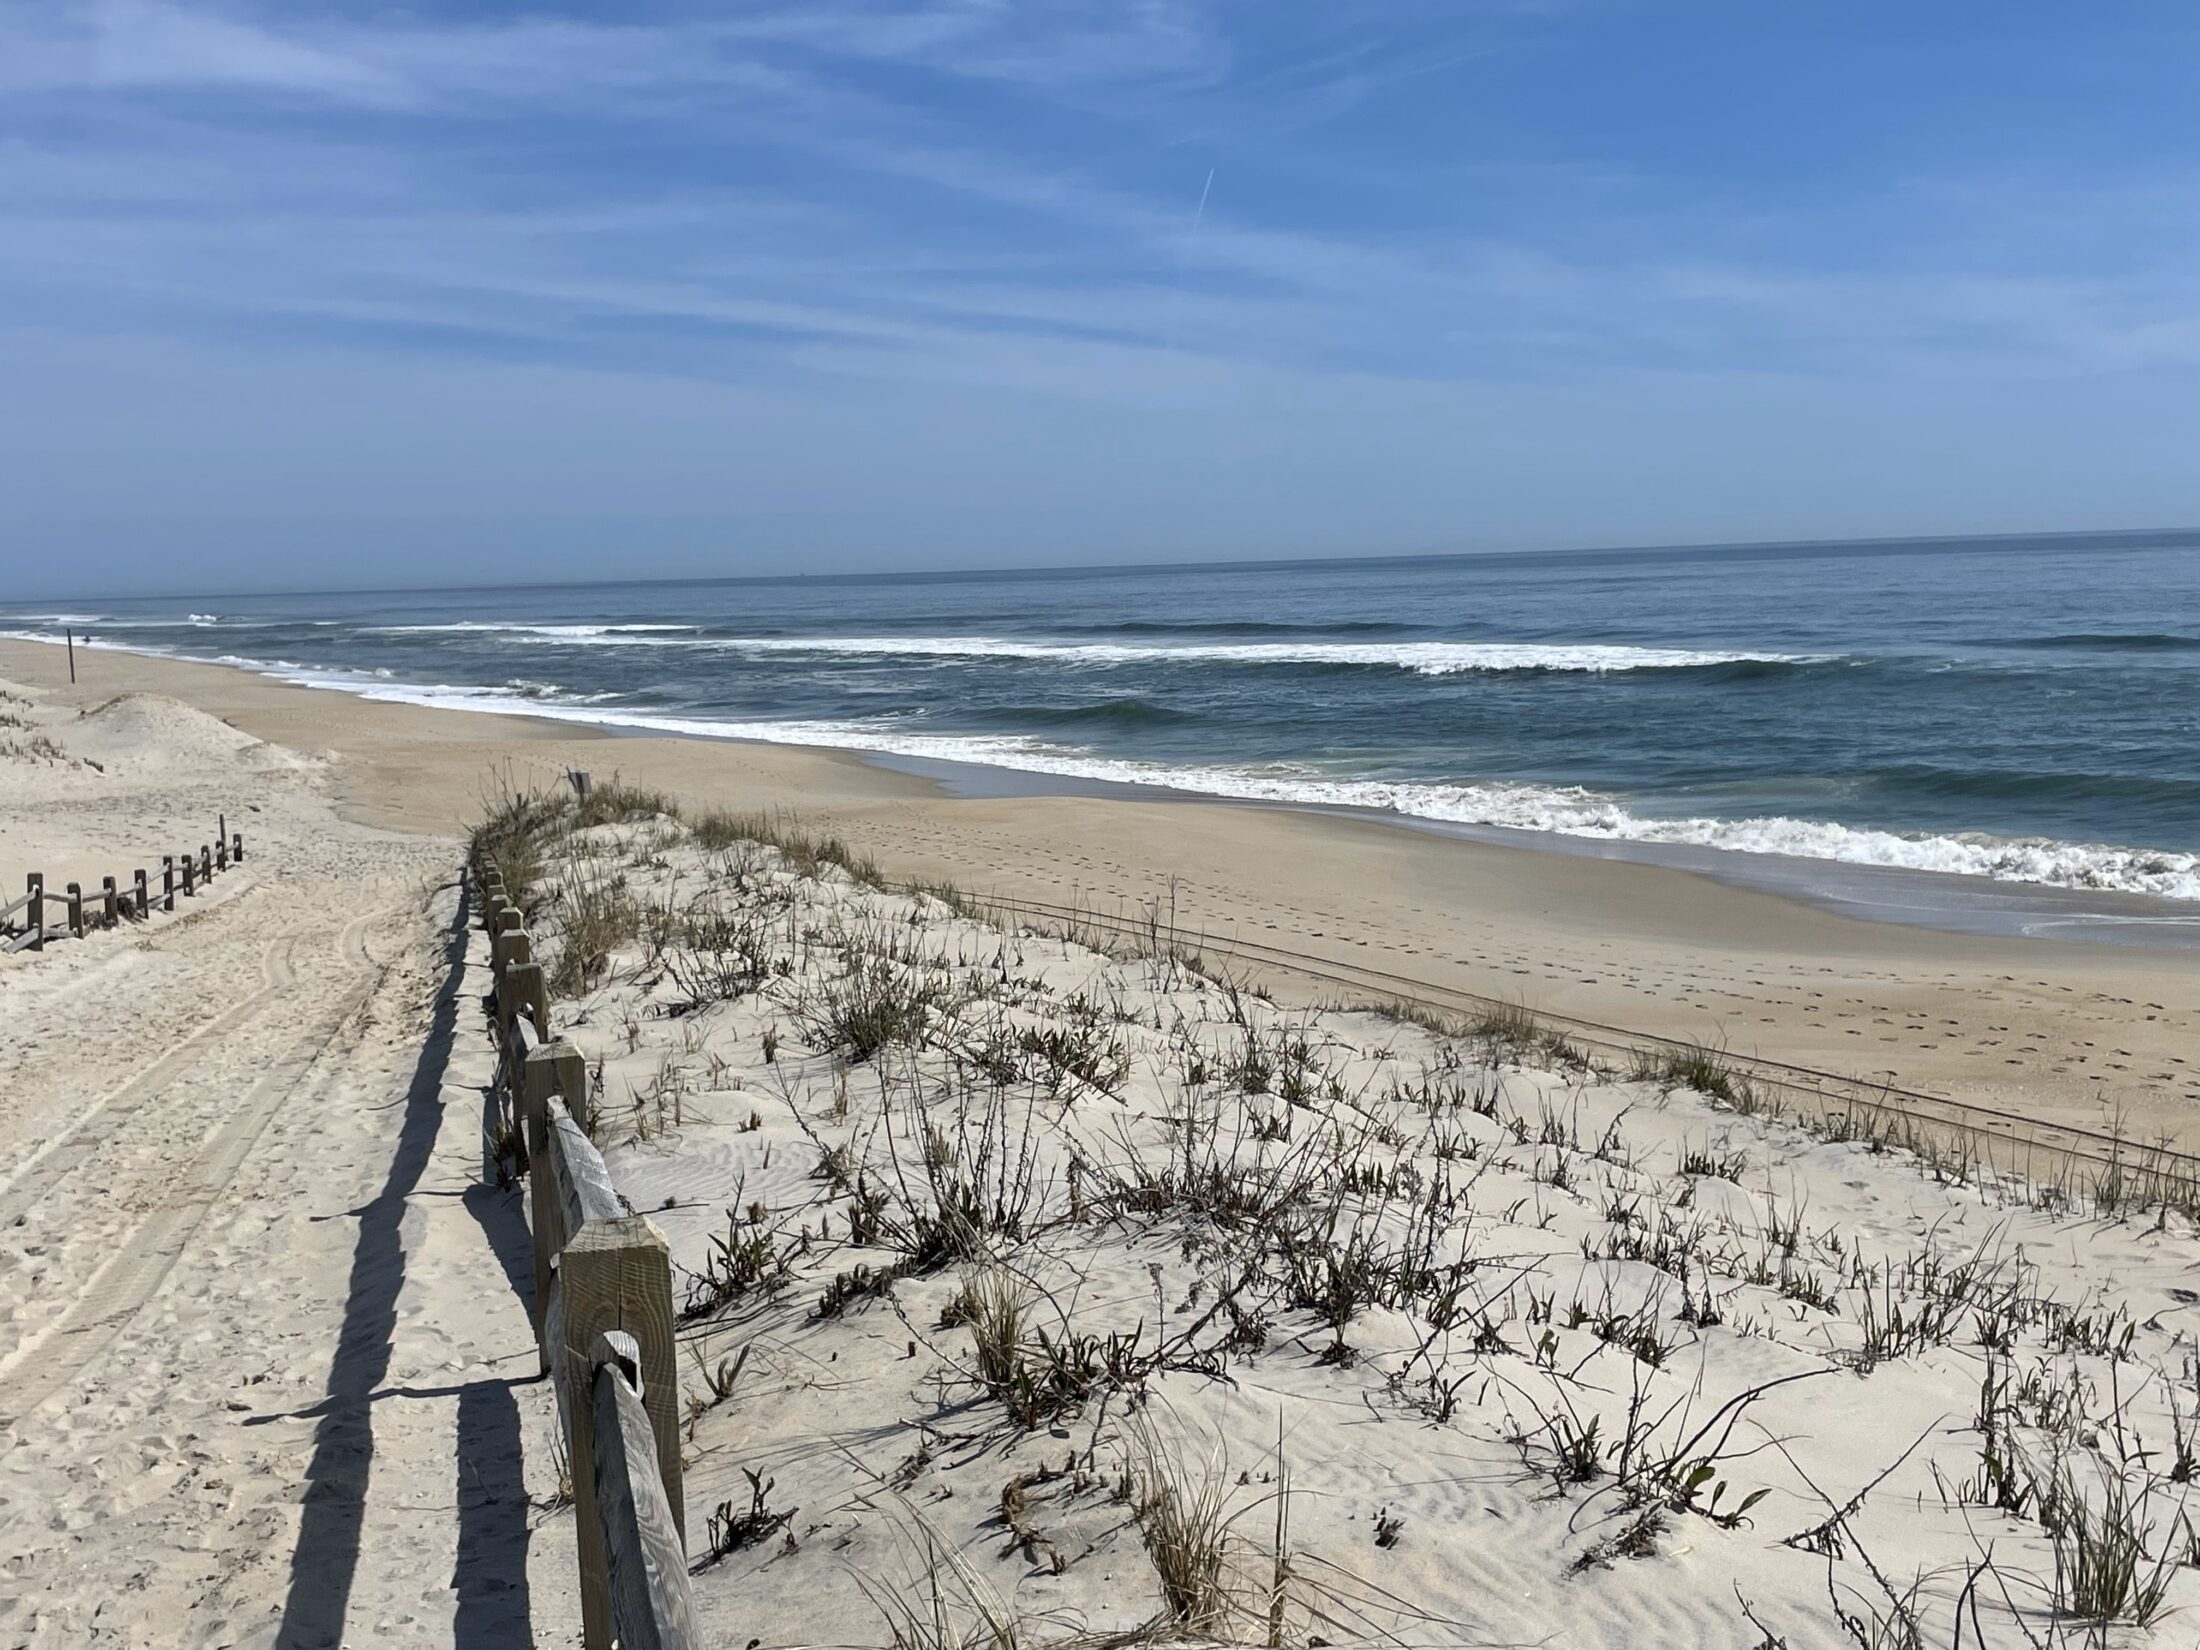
[9,530,2200,906]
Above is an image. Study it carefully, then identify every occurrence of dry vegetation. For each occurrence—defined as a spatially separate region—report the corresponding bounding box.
[476,777,2200,1650]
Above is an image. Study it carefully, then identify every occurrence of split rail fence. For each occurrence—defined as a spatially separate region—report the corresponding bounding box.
[2,818,245,955]
[475,854,697,1650]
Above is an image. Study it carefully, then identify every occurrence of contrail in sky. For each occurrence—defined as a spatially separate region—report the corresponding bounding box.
[1193,167,1214,230]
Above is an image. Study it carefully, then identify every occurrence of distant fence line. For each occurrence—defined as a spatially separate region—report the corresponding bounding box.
[2,819,246,956]
[475,852,697,1650]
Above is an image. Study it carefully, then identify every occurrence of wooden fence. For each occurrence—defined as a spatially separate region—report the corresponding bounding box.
[475,855,697,1650]
[2,820,245,955]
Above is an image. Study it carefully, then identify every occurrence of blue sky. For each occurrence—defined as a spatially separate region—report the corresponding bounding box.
[4,1,2198,592]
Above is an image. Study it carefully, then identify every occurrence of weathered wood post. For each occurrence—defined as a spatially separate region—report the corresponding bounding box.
[492,909,527,969]
[199,845,212,882]
[232,831,244,863]
[181,853,196,897]
[163,856,176,911]
[590,1330,700,1649]
[25,874,41,951]
[559,1217,684,1650]
[522,1040,589,1342]
[218,815,227,869]
[501,959,550,1041]
[133,869,149,919]
[102,876,118,928]
[66,882,83,939]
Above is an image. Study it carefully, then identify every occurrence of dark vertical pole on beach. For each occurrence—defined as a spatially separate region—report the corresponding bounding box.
[66,630,76,684]
[66,883,83,940]
[102,876,117,928]
[134,868,148,919]
[26,874,42,951]
[162,856,175,912]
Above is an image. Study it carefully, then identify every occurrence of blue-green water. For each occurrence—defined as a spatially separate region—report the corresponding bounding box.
[9,530,2200,900]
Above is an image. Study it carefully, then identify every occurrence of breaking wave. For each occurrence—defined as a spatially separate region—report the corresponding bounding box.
[248,665,2200,903]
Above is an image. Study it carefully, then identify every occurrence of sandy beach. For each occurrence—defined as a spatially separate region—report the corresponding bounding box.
[6,634,2200,1648]
[7,636,2198,1148]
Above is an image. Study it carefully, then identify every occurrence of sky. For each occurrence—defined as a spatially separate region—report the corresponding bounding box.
[3,1,2199,594]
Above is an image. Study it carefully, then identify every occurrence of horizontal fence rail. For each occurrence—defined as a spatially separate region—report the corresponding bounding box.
[474,855,693,1650]
[3,820,244,956]
[970,889,2200,1202]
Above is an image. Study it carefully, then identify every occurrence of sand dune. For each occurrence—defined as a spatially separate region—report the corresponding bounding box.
[481,788,2200,1649]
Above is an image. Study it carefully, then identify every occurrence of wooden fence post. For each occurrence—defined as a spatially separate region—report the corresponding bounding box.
[559,1217,683,1650]
[66,883,83,939]
[134,869,148,919]
[163,856,176,911]
[492,911,528,972]
[181,854,196,897]
[26,874,41,951]
[102,876,118,928]
[218,814,227,869]
[590,1331,699,1649]
[522,1041,589,1347]
[199,845,212,882]
[501,960,550,1041]
[232,831,244,864]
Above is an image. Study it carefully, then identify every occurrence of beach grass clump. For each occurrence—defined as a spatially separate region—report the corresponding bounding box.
[691,806,886,887]
[571,776,677,829]
[886,1083,1049,1268]
[1634,1040,1760,1110]
[1127,1419,1237,1633]
[2035,1455,2186,1627]
[662,897,786,1006]
[469,774,568,909]
[795,953,953,1061]
[946,1268,1027,1392]
[545,867,644,997]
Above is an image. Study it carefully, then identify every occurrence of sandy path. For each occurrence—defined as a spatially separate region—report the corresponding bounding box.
[0,683,574,1647]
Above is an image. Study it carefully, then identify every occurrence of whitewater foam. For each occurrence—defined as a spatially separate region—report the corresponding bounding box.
[434,630,1810,673]
[246,663,2200,903]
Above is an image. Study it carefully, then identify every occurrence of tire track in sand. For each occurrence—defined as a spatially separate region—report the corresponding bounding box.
[0,910,385,1429]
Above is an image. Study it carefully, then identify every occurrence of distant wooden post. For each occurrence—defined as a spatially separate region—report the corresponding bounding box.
[162,856,176,911]
[133,869,148,919]
[181,854,196,897]
[232,832,244,864]
[25,874,41,951]
[218,815,227,868]
[66,882,83,939]
[199,845,212,882]
[66,629,76,684]
[102,876,118,928]
[559,1217,683,1649]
